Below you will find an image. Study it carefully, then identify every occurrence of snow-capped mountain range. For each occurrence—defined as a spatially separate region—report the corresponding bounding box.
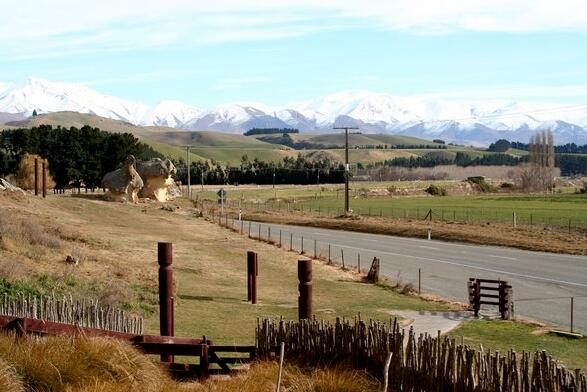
[1,77,587,146]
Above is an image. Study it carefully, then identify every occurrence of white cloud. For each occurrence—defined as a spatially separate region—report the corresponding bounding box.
[0,0,586,59]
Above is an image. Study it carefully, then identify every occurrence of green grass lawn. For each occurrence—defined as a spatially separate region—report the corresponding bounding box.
[449,320,587,370]
[190,147,297,165]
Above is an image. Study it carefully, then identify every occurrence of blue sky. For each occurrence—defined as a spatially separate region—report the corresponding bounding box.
[1,0,587,107]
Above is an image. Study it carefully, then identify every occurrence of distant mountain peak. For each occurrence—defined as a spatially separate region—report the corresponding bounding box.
[1,78,586,146]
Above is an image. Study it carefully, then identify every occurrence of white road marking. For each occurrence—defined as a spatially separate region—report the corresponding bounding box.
[247,221,587,263]
[419,245,440,250]
[488,255,518,261]
[325,242,587,289]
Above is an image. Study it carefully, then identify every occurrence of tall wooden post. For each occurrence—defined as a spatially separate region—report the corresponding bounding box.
[298,259,312,320]
[158,242,174,362]
[247,251,258,304]
[42,161,47,198]
[34,158,39,196]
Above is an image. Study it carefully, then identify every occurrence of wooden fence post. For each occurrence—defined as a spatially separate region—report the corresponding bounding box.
[34,158,39,196]
[247,251,258,304]
[298,259,312,320]
[157,242,174,362]
[328,244,331,264]
[42,161,47,198]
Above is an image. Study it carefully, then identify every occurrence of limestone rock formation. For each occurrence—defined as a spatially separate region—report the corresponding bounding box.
[101,155,144,202]
[136,158,177,202]
[0,178,26,195]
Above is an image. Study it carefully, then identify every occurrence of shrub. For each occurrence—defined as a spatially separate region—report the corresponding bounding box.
[425,184,447,196]
[14,153,56,190]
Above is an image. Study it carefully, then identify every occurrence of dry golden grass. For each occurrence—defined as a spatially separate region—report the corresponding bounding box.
[0,334,379,392]
[0,333,172,392]
[192,362,380,392]
[243,210,587,255]
[14,153,56,190]
[0,358,24,392]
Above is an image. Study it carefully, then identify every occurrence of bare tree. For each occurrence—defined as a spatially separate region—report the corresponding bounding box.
[519,130,556,192]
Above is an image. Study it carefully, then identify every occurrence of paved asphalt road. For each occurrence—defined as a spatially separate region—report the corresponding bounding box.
[234,219,587,332]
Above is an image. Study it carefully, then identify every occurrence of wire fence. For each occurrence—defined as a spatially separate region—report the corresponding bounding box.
[200,201,586,333]
[218,198,587,233]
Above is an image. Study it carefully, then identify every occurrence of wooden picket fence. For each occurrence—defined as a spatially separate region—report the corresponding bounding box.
[0,293,143,335]
[256,317,586,392]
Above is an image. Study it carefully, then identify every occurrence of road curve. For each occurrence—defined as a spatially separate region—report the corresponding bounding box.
[235,219,587,332]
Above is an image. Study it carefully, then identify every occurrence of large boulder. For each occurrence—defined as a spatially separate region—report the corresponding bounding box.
[0,178,26,195]
[101,155,144,202]
[136,158,177,202]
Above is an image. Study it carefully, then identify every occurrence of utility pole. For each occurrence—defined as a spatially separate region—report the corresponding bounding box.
[273,167,276,198]
[183,146,193,199]
[334,126,358,215]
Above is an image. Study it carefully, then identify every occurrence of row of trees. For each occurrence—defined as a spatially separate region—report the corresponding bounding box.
[493,139,587,154]
[175,154,346,185]
[244,128,299,136]
[0,125,162,189]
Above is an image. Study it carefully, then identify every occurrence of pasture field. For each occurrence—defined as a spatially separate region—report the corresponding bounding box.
[293,193,587,230]
[194,182,587,230]
[190,147,297,165]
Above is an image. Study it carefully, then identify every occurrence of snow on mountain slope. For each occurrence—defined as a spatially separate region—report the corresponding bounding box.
[1,78,586,145]
[140,100,202,128]
[0,77,147,121]
[183,103,290,133]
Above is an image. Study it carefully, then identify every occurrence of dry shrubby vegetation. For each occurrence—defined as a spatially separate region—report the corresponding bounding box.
[14,154,56,190]
[0,333,378,392]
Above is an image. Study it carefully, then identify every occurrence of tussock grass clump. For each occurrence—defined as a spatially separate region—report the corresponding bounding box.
[193,362,380,392]
[0,358,24,392]
[0,333,171,392]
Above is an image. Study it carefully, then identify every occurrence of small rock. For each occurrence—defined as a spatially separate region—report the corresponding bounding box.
[65,255,79,265]
[161,203,179,212]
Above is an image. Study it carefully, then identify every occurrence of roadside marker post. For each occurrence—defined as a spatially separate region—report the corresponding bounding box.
[571,297,574,333]
[427,229,431,241]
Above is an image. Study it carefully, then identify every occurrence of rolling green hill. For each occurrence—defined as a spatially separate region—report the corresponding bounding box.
[3,111,522,166]
[252,132,439,148]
